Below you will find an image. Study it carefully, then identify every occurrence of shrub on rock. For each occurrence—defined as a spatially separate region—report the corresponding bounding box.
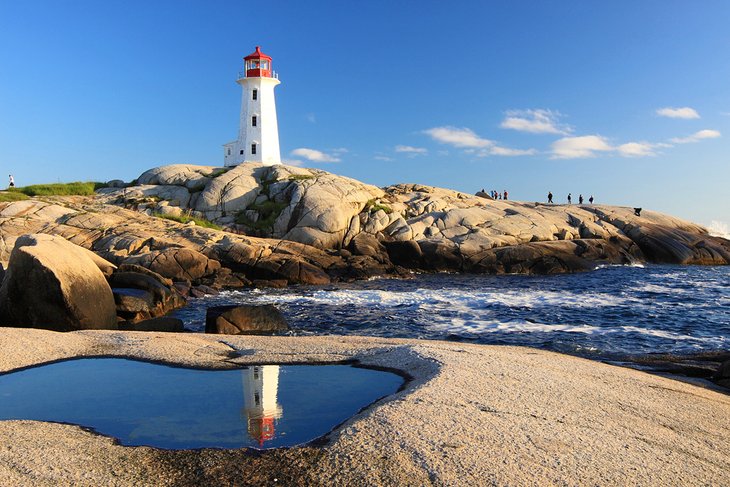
[0,234,118,331]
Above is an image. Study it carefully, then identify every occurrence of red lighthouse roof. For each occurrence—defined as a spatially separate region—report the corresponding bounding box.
[242,46,274,78]
[244,46,272,61]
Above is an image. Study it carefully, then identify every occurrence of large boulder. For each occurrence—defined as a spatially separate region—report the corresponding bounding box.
[121,248,221,282]
[0,234,118,331]
[136,164,216,190]
[205,304,289,335]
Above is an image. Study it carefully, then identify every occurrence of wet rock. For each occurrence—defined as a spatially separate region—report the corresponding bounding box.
[108,270,185,320]
[190,284,219,298]
[714,360,730,389]
[118,316,185,333]
[384,240,423,268]
[205,304,289,335]
[252,279,288,288]
[0,234,118,331]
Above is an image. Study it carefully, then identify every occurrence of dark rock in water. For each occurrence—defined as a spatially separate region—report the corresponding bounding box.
[714,360,730,389]
[119,316,185,332]
[205,304,289,335]
[625,224,730,265]
[190,284,219,298]
[108,270,185,321]
[252,279,288,288]
[383,240,423,268]
[349,233,387,260]
[418,239,462,271]
[0,234,118,331]
[466,239,640,274]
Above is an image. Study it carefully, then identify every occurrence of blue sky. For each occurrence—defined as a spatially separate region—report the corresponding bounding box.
[1,1,728,229]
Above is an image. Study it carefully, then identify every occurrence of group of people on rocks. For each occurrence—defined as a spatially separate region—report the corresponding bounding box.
[547,191,593,205]
[482,189,509,200]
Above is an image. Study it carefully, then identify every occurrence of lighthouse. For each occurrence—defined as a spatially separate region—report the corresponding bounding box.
[241,365,284,447]
[224,46,282,166]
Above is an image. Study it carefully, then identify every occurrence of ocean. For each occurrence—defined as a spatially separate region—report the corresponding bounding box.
[173,264,729,364]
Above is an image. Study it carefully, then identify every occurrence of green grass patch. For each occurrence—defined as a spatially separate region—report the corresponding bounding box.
[0,191,30,202]
[364,198,393,214]
[287,174,314,181]
[235,200,287,232]
[10,181,108,196]
[207,168,230,178]
[154,213,222,230]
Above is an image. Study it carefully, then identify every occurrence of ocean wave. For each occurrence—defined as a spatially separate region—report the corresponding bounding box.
[247,288,627,310]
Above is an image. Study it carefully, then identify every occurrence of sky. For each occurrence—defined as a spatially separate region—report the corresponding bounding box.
[1,1,728,230]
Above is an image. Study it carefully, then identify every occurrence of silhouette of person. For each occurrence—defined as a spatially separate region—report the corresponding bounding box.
[503,190,508,201]
[579,194,584,204]
[548,191,553,203]
[634,208,642,216]
[589,195,594,204]
[8,175,14,188]
[567,193,572,204]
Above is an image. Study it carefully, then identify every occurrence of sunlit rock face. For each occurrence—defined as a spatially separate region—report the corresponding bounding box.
[99,164,729,274]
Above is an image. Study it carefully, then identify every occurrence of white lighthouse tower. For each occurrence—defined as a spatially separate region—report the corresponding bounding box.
[224,46,282,166]
[241,365,284,447]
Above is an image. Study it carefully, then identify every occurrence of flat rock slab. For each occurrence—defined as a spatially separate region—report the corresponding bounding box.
[0,329,728,486]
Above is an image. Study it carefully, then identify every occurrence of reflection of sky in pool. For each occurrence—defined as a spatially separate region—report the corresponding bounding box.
[0,358,403,449]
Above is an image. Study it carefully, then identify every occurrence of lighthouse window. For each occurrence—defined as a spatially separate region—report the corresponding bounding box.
[252,115,257,127]
[251,143,257,155]
[240,150,244,155]
[252,89,258,100]
[227,148,231,156]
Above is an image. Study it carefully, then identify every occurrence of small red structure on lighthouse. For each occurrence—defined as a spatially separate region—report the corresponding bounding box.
[244,46,273,78]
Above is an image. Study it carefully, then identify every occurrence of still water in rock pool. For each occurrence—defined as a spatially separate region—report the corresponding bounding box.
[174,264,729,361]
[0,358,403,449]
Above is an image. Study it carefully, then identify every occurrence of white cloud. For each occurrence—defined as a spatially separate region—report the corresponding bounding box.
[670,129,721,144]
[395,145,428,155]
[617,142,656,157]
[488,146,538,157]
[500,109,571,135]
[306,113,317,123]
[331,147,349,154]
[374,154,394,161]
[424,126,493,148]
[550,135,613,159]
[290,147,341,163]
[656,107,700,119]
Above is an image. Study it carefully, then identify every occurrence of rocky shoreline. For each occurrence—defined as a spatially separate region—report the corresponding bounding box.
[0,165,728,484]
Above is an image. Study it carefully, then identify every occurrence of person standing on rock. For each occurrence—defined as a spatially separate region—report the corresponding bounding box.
[567,193,572,204]
[579,194,584,204]
[589,195,594,204]
[503,190,508,201]
[8,175,14,188]
[548,191,553,203]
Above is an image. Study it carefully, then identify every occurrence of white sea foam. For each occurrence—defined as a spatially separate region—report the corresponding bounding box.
[708,220,730,240]
[430,319,602,334]
[251,288,627,310]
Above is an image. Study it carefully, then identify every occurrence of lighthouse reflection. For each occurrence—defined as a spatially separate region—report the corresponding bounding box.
[241,365,284,447]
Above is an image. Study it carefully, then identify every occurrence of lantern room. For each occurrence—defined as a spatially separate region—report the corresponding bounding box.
[244,46,274,78]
